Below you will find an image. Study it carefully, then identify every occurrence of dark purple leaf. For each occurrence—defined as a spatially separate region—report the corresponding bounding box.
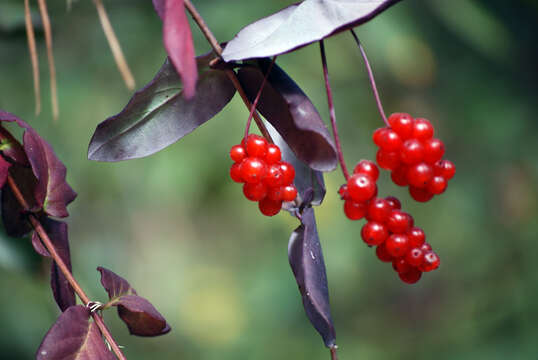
[237,60,337,172]
[88,54,236,162]
[0,125,28,165]
[222,0,402,61]
[36,305,115,360]
[97,267,170,337]
[1,164,37,237]
[163,0,198,98]
[152,0,165,19]
[0,155,11,189]
[289,207,336,348]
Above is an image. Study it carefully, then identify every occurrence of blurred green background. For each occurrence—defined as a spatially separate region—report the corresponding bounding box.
[1,0,537,359]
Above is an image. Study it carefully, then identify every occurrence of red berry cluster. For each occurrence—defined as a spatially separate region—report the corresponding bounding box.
[340,161,440,284]
[229,134,298,216]
[373,113,455,202]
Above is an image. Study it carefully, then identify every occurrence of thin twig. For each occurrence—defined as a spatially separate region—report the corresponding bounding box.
[6,175,127,360]
[330,346,339,360]
[183,0,272,142]
[93,0,136,90]
[36,0,59,121]
[350,30,388,127]
[24,0,41,115]
[319,41,350,181]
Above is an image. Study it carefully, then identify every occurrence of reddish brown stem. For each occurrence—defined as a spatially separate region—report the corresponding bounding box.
[319,40,350,181]
[6,175,126,360]
[24,0,41,115]
[330,346,339,360]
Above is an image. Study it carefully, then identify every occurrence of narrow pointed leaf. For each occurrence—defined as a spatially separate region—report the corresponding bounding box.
[1,164,37,237]
[88,55,236,162]
[36,305,115,360]
[237,60,337,171]
[163,0,197,98]
[0,125,28,165]
[97,266,137,299]
[0,155,11,189]
[223,0,402,61]
[288,207,336,347]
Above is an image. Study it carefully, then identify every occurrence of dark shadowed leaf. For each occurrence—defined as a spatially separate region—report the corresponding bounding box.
[237,59,337,171]
[288,207,336,348]
[222,0,402,61]
[0,155,11,189]
[97,267,170,336]
[32,218,76,312]
[88,55,236,162]
[1,164,37,237]
[163,0,197,98]
[152,0,165,19]
[0,125,28,165]
[36,305,115,360]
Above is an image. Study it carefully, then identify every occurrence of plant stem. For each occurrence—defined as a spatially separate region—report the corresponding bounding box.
[319,40,350,181]
[6,175,127,360]
[24,0,41,115]
[330,346,339,360]
[350,30,389,127]
[183,0,273,142]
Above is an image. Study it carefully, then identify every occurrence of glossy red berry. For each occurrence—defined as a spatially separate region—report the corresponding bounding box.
[423,138,445,164]
[347,174,377,202]
[376,243,393,262]
[391,166,409,186]
[412,118,434,141]
[243,182,268,201]
[281,185,298,202]
[409,186,434,202]
[434,160,456,180]
[353,160,379,181]
[378,129,403,152]
[264,164,284,187]
[376,149,400,170]
[338,184,349,200]
[240,158,266,183]
[420,251,440,272]
[426,176,447,195]
[230,145,246,163]
[265,144,281,164]
[258,197,282,216]
[230,163,243,183]
[373,127,389,147]
[267,186,283,201]
[385,234,410,258]
[405,247,424,267]
[384,196,401,210]
[366,198,392,223]
[400,139,424,165]
[388,113,414,139]
[344,200,367,220]
[279,162,295,185]
[398,268,422,284]
[361,221,389,246]
[420,242,432,252]
[245,134,268,158]
[392,258,412,274]
[407,162,434,188]
[407,227,426,248]
[387,210,413,234]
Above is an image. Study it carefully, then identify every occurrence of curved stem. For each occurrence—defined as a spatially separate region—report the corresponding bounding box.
[6,175,127,360]
[319,41,350,181]
[183,0,273,143]
[350,30,388,127]
[24,0,41,115]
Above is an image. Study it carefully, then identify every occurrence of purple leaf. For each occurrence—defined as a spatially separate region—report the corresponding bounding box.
[0,155,11,189]
[163,0,198,98]
[0,125,28,165]
[152,0,165,19]
[1,164,37,237]
[289,207,336,348]
[237,60,337,172]
[36,305,115,360]
[223,0,402,61]
[88,54,236,162]
[97,267,171,337]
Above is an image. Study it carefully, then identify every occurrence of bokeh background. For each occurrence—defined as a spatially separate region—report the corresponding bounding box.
[1,0,537,359]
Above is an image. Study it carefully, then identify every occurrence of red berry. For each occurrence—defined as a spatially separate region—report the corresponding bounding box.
[258,198,282,216]
[373,127,389,147]
[399,268,422,284]
[230,163,244,183]
[423,138,445,164]
[338,184,349,200]
[388,113,414,140]
[392,258,412,274]
[387,210,413,233]
[405,247,424,267]
[230,145,246,163]
[366,198,392,223]
[240,158,266,183]
[281,185,298,202]
[264,164,284,187]
[384,196,401,210]
[279,162,295,185]
[378,129,403,152]
[409,186,434,202]
[243,182,268,201]
[361,221,389,245]
[245,134,268,158]
[376,243,393,262]
[426,176,447,195]
[420,251,440,272]
[344,200,367,220]
[347,174,377,203]
[434,160,456,180]
[412,118,434,140]
[420,242,432,252]
[265,144,281,164]
[267,186,283,201]
[353,160,379,181]
[385,234,410,258]
[376,149,401,170]
[391,165,409,186]
[407,162,434,188]
[407,227,426,248]
[400,139,424,165]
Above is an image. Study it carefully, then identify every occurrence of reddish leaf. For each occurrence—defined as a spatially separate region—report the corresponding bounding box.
[97,266,137,299]
[0,125,28,165]
[152,0,165,19]
[36,305,115,360]
[1,164,37,237]
[237,60,337,172]
[222,0,402,61]
[88,54,235,162]
[289,207,336,347]
[163,0,197,98]
[0,155,11,189]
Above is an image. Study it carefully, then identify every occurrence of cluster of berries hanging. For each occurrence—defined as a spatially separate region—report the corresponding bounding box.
[373,113,456,202]
[229,134,298,216]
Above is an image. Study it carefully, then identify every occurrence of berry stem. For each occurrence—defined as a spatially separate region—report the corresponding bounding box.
[319,40,350,181]
[183,0,273,143]
[244,56,277,140]
[6,175,127,360]
[350,30,389,127]
[330,346,339,360]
